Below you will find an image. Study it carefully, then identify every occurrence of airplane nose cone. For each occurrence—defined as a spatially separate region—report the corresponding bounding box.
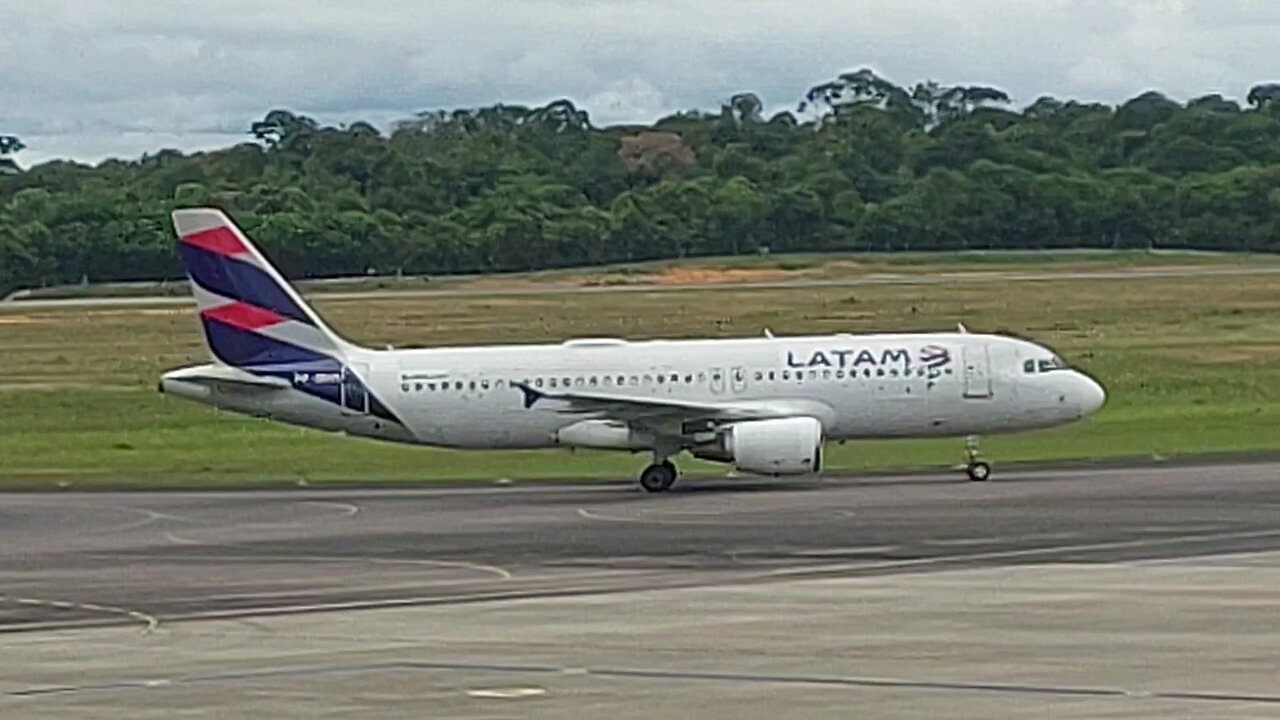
[1078,374,1106,416]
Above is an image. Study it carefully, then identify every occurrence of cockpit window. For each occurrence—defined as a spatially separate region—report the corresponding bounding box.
[1025,356,1069,374]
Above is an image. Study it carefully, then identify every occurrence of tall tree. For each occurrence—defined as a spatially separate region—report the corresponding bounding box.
[1247,83,1280,109]
[0,134,24,175]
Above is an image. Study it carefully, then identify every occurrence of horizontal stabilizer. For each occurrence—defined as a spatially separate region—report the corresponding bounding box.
[160,364,291,393]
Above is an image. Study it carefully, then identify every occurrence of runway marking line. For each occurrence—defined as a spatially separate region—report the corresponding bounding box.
[8,658,1280,707]
[136,553,515,580]
[575,505,855,526]
[765,526,1280,579]
[299,500,361,517]
[0,595,158,634]
[53,529,1280,629]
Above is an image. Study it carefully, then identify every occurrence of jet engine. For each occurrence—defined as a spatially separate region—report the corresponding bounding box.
[693,417,824,476]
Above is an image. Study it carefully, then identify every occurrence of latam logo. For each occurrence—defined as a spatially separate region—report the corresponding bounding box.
[786,344,952,373]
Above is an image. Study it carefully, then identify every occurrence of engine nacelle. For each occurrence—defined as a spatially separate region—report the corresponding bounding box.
[693,417,824,476]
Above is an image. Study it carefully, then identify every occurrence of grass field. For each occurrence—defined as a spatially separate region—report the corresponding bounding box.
[10,248,1280,301]
[2,254,1279,488]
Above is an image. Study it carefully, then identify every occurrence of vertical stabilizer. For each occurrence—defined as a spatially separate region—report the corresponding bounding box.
[171,208,354,369]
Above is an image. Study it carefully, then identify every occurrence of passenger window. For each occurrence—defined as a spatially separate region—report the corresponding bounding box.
[782,370,790,380]
[481,380,490,390]
[876,369,885,377]
[836,370,844,379]
[496,380,505,388]
[549,378,558,388]
[808,370,818,380]
[768,371,776,381]
[589,377,598,386]
[469,381,476,391]
[697,372,706,383]
[670,373,679,383]
[535,378,544,388]
[575,377,584,387]
[455,381,463,390]
[630,376,639,386]
[890,369,899,377]
[685,374,693,384]
[413,383,422,392]
[822,370,831,380]
[656,374,665,384]
[754,371,763,381]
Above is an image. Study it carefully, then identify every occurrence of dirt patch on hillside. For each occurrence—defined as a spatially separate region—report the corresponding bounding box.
[649,267,794,285]
[618,131,696,172]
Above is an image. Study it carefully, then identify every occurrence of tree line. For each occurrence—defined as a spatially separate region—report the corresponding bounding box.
[2,70,1279,296]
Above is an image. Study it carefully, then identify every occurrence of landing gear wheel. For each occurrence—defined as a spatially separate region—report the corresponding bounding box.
[962,435,990,482]
[639,462,678,493]
[966,461,992,483]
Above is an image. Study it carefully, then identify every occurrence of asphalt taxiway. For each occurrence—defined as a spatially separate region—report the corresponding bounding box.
[3,462,1279,718]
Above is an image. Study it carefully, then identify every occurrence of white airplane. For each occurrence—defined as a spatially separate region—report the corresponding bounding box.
[160,209,1106,491]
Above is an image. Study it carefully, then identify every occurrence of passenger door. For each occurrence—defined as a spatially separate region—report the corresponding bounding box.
[961,344,994,399]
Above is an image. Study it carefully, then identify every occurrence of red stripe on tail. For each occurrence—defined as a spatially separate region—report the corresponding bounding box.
[182,226,247,256]
[201,302,286,331]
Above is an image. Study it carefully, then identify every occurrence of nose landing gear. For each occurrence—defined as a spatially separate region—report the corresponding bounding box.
[964,435,991,482]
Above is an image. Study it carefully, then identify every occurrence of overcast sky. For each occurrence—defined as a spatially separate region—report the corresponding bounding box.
[5,0,1278,165]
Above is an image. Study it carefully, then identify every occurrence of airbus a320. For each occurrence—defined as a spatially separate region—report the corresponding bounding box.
[160,209,1106,492]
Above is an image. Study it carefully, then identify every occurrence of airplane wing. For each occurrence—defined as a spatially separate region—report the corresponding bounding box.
[512,382,810,426]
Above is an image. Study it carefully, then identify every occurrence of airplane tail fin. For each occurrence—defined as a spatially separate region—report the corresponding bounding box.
[171,208,355,369]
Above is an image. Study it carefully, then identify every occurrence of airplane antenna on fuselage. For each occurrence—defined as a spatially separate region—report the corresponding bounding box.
[763,328,775,339]
[957,323,970,334]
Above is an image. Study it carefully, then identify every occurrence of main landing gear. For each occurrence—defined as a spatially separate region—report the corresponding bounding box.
[639,459,679,493]
[964,435,992,482]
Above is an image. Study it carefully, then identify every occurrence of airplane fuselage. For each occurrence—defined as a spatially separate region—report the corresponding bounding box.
[163,331,1104,449]
[161,207,1107,488]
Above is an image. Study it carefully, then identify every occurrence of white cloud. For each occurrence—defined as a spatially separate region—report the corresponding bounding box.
[585,79,671,125]
[1,0,1277,163]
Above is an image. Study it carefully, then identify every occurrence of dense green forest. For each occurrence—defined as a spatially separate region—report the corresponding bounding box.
[2,70,1280,296]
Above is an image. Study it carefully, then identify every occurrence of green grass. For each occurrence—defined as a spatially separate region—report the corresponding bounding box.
[9,248,1278,301]
[2,259,1279,488]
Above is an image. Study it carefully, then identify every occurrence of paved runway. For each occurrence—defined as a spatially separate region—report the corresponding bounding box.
[3,462,1279,717]
[3,461,1279,631]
